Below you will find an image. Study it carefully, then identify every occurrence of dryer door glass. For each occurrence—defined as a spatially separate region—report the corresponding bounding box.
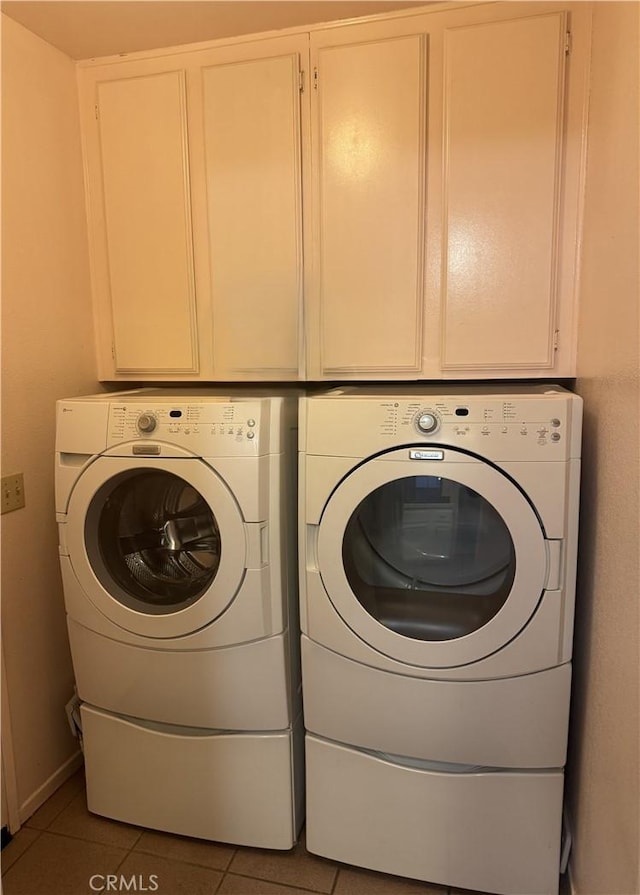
[85,470,221,614]
[342,475,515,641]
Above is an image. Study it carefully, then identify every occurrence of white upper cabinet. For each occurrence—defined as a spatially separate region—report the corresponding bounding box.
[78,2,591,382]
[307,25,427,376]
[81,67,200,376]
[306,2,591,379]
[79,35,307,380]
[189,39,306,379]
[440,11,571,372]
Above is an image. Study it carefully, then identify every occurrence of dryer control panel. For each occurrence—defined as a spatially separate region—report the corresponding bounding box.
[404,399,566,452]
[304,388,583,461]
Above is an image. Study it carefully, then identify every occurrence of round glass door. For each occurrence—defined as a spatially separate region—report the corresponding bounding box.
[85,470,221,615]
[66,456,247,638]
[342,475,515,642]
[315,449,547,667]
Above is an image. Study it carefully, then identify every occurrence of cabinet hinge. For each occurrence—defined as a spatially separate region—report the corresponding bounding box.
[299,69,305,93]
[94,104,99,120]
[553,329,560,351]
[564,30,571,55]
[313,68,318,90]
[111,342,116,361]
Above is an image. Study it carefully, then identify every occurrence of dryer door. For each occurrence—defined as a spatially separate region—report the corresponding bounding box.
[316,447,548,667]
[65,457,247,638]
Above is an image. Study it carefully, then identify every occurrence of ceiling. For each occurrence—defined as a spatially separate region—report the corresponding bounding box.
[0,1,427,60]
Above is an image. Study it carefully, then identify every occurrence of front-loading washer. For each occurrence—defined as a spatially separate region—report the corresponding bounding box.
[56,388,303,848]
[299,385,582,894]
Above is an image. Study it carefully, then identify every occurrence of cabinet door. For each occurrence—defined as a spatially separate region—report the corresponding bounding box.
[189,38,306,380]
[308,21,428,378]
[82,67,201,377]
[440,11,569,372]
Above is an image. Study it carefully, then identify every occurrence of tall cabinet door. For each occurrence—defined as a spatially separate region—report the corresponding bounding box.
[439,10,570,373]
[81,66,201,377]
[189,36,307,380]
[307,20,429,379]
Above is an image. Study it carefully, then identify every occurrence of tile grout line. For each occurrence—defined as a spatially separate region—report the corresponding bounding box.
[216,867,337,895]
[113,825,146,875]
[0,827,45,879]
[329,863,340,895]
[23,784,85,835]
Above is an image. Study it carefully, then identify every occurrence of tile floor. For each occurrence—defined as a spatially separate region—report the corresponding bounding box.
[1,767,568,895]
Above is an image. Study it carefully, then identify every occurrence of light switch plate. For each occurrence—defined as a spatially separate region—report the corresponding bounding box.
[1,473,26,514]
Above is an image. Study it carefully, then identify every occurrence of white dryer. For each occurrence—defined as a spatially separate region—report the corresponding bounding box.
[56,389,303,848]
[299,385,582,895]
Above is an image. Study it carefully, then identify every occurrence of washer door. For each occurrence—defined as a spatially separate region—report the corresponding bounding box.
[66,457,247,638]
[316,447,547,667]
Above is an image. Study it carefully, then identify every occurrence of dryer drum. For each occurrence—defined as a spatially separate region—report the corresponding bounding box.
[341,475,516,642]
[86,470,221,611]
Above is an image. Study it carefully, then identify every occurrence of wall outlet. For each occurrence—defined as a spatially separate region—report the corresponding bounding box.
[1,473,26,514]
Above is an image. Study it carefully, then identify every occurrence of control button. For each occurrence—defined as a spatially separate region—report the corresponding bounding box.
[520,427,528,435]
[501,427,508,434]
[416,411,440,434]
[551,433,561,442]
[137,413,157,434]
[551,418,561,428]
[247,419,256,427]
[247,431,255,439]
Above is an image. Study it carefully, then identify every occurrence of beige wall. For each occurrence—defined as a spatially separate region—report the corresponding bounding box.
[568,2,640,894]
[1,15,99,820]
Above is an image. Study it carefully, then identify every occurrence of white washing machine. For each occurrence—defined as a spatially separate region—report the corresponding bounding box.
[299,385,582,895]
[56,388,303,848]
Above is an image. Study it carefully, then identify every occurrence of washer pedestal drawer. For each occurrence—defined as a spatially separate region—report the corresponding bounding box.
[81,704,303,849]
[305,734,563,895]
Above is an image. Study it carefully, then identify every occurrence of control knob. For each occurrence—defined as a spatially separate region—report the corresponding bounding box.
[416,411,440,434]
[137,412,157,434]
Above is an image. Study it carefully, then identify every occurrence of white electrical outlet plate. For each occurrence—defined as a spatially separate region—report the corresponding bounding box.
[1,473,26,514]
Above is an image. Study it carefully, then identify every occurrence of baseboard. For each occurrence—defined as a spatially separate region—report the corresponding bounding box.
[19,749,83,824]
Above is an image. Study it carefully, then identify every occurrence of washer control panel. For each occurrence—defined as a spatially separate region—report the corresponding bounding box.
[106,401,264,455]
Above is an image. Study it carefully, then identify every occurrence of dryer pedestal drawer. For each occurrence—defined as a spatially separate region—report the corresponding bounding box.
[302,637,571,768]
[81,705,302,849]
[305,734,563,895]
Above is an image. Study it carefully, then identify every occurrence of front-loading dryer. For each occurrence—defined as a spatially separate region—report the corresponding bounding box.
[56,388,303,848]
[299,385,582,894]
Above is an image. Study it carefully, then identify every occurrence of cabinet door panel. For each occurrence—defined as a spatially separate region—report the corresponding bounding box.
[202,54,302,378]
[97,71,198,373]
[313,34,427,374]
[441,13,566,370]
